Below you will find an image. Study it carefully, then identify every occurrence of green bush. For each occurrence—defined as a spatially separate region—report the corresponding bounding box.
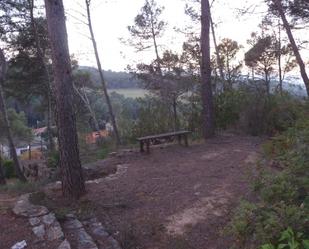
[47,151,60,168]
[215,89,246,129]
[3,160,16,178]
[227,112,309,248]
[262,227,309,249]
[213,85,304,136]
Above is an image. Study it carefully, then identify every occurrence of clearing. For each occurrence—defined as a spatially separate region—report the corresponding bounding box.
[85,134,262,248]
[0,134,262,249]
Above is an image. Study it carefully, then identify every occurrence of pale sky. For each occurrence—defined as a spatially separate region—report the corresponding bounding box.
[62,0,307,72]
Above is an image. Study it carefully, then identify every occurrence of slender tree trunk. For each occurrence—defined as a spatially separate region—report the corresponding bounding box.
[210,11,224,80]
[274,0,309,96]
[44,0,85,199]
[277,20,283,95]
[28,0,55,152]
[0,156,6,185]
[252,68,255,81]
[73,84,100,131]
[265,68,270,95]
[172,96,178,131]
[0,48,27,182]
[85,0,120,145]
[201,0,215,139]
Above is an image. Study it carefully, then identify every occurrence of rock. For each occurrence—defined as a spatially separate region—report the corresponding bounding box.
[46,222,64,241]
[82,167,99,181]
[32,225,45,239]
[89,223,109,237]
[109,152,117,157]
[58,239,71,249]
[11,240,27,249]
[13,194,49,218]
[29,217,41,226]
[106,236,122,249]
[65,213,76,219]
[63,218,83,230]
[42,213,56,226]
[82,218,122,249]
[75,228,98,249]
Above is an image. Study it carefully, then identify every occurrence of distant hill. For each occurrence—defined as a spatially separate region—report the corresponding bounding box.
[78,66,143,89]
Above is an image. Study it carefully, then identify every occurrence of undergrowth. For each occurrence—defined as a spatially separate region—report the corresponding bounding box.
[227,114,309,249]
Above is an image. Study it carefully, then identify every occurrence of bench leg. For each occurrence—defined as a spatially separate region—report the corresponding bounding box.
[184,134,189,147]
[140,141,144,153]
[146,140,150,153]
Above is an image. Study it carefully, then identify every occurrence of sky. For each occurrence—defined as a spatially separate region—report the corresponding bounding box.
[62,0,307,72]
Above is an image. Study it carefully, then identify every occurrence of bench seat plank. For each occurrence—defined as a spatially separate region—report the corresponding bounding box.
[137,130,191,141]
[137,130,191,153]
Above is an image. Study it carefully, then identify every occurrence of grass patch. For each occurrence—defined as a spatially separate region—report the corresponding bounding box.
[0,179,42,195]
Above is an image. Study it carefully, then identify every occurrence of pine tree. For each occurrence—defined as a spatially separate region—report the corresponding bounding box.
[44,0,85,199]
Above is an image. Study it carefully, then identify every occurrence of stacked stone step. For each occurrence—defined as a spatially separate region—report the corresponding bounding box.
[63,215,122,249]
[13,194,70,249]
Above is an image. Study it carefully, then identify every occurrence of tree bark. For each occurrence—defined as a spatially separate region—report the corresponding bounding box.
[73,84,100,131]
[172,96,178,131]
[0,48,27,182]
[0,156,6,185]
[277,19,283,95]
[274,0,309,96]
[201,0,215,139]
[210,10,224,81]
[28,0,55,152]
[44,0,85,199]
[85,0,121,145]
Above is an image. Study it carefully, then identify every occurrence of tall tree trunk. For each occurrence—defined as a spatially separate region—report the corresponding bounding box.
[73,84,100,131]
[210,11,224,80]
[264,68,270,95]
[150,15,162,75]
[44,0,85,199]
[0,156,6,185]
[172,96,178,131]
[0,48,27,182]
[274,0,309,96]
[28,0,55,152]
[85,0,121,145]
[201,0,215,139]
[277,19,283,95]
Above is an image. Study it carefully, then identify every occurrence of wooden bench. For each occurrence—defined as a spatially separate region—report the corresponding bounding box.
[137,130,191,153]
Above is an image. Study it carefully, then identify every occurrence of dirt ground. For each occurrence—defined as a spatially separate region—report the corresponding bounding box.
[84,134,262,249]
[0,193,58,249]
[0,134,263,249]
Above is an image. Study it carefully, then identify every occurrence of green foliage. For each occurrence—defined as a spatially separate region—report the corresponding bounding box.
[47,151,59,168]
[3,160,16,178]
[228,112,309,248]
[214,87,303,135]
[0,180,40,194]
[0,108,33,143]
[262,227,309,249]
[132,95,176,137]
[215,90,246,129]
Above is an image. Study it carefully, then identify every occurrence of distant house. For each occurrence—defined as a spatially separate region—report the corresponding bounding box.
[85,130,110,144]
[105,122,113,132]
[0,127,49,159]
[33,127,48,137]
[0,144,10,158]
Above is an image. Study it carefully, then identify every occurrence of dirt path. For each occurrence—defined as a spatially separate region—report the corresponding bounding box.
[86,135,262,249]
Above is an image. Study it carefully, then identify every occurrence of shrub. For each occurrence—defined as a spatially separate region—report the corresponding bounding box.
[3,160,16,178]
[227,112,309,248]
[47,151,60,168]
[215,89,246,129]
[262,227,309,249]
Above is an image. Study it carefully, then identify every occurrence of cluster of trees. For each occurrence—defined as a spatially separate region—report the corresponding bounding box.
[0,0,308,198]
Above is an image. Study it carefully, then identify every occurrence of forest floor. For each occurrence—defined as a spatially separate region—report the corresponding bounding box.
[0,134,263,249]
